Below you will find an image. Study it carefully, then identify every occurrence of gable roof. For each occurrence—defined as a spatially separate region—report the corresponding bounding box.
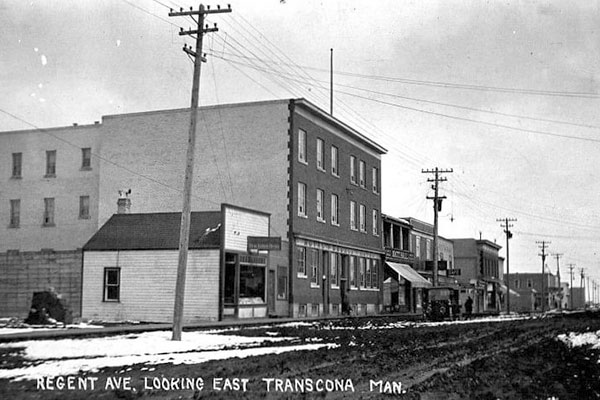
[83,212,222,251]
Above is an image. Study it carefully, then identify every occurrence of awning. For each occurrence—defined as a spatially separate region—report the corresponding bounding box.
[386,262,432,288]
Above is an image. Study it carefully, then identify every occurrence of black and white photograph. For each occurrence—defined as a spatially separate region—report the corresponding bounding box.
[1,0,600,398]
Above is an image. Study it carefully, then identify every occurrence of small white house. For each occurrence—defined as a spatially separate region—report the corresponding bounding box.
[81,204,270,323]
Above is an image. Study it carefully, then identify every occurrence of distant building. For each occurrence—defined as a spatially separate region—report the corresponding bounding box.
[452,238,502,313]
[506,272,560,311]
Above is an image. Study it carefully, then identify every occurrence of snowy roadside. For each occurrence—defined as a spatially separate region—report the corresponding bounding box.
[0,330,337,381]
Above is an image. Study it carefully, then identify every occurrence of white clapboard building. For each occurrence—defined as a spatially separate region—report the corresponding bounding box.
[81,204,271,323]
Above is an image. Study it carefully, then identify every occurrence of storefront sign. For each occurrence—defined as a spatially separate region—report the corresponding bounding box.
[247,236,281,251]
[447,269,461,276]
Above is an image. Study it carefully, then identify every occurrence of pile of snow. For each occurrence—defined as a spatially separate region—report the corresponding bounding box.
[0,330,336,381]
[557,331,600,348]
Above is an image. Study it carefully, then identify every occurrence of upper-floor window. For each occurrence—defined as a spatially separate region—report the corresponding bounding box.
[316,138,324,171]
[43,197,55,226]
[81,148,92,170]
[298,182,307,217]
[350,201,357,231]
[331,194,339,225]
[297,246,307,276]
[298,129,307,164]
[527,279,533,288]
[359,204,366,232]
[350,156,357,184]
[45,150,56,177]
[9,199,20,228]
[359,160,366,188]
[12,153,22,178]
[316,189,325,222]
[331,146,339,176]
[372,209,379,236]
[372,167,379,194]
[415,236,421,259]
[426,239,432,259]
[79,195,90,219]
[514,279,520,289]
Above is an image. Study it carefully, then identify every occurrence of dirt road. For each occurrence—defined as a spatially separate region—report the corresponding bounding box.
[2,311,600,399]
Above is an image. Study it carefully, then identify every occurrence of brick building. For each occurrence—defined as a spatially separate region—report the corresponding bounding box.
[1,99,386,319]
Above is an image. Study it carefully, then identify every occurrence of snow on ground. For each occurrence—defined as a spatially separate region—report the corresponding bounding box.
[0,330,337,381]
[0,322,105,336]
[557,331,600,349]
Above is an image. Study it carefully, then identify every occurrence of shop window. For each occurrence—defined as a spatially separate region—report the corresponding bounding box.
[277,266,288,300]
[330,253,339,287]
[310,249,320,286]
[297,246,306,276]
[349,256,357,288]
[372,259,379,289]
[239,264,265,303]
[298,304,307,317]
[224,253,237,304]
[359,257,366,288]
[103,268,120,302]
[366,259,372,288]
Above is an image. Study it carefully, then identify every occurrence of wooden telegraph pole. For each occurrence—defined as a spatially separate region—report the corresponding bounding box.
[497,217,516,313]
[536,241,550,312]
[422,167,452,287]
[168,3,232,341]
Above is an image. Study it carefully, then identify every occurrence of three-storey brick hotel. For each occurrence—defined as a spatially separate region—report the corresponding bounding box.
[1,99,386,319]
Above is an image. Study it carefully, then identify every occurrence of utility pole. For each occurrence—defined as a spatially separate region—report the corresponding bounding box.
[553,253,563,310]
[580,268,585,308]
[497,217,516,314]
[168,3,232,341]
[536,241,550,312]
[422,167,453,286]
[330,48,333,115]
[587,275,591,307]
[568,264,575,310]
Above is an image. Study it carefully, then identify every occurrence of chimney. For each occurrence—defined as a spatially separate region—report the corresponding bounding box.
[117,189,131,214]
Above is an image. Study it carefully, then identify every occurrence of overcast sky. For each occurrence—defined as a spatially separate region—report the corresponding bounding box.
[1,0,599,283]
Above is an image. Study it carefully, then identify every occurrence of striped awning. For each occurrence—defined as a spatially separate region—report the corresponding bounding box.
[386,262,432,288]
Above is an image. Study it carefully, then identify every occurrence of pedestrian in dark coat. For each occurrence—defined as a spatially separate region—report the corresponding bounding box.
[465,296,473,318]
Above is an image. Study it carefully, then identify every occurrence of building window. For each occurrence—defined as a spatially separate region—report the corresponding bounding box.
[81,148,92,170]
[527,279,532,288]
[331,146,339,176]
[298,182,306,217]
[316,138,324,171]
[240,260,265,302]
[103,268,120,302]
[310,249,320,286]
[12,153,22,178]
[316,189,325,222]
[350,156,357,184]
[79,195,90,219]
[331,194,339,225]
[372,167,379,194]
[359,204,366,232]
[297,246,307,276]
[426,239,432,260]
[298,129,307,164]
[43,197,55,226]
[514,279,520,289]
[330,253,339,287]
[9,199,20,228]
[45,150,56,177]
[277,266,288,300]
[415,236,421,259]
[359,160,366,188]
[366,259,372,288]
[372,209,379,236]
[349,256,357,288]
[372,259,379,289]
[350,201,357,230]
[359,257,366,288]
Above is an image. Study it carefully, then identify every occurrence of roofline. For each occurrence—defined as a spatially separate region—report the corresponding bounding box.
[83,246,220,252]
[101,99,291,121]
[222,203,271,218]
[293,98,387,155]
[0,121,102,135]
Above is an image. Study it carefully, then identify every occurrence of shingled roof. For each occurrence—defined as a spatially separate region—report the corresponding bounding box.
[83,212,222,251]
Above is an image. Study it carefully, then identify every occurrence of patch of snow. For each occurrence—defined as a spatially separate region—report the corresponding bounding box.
[0,343,337,381]
[557,331,600,348]
[40,55,47,65]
